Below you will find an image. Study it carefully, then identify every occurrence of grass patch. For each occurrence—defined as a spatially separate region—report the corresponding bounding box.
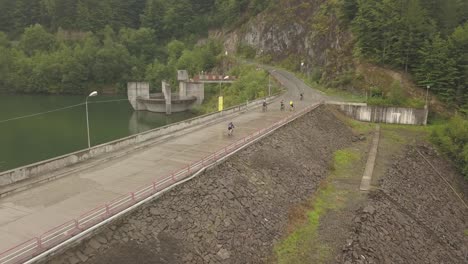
[274,148,361,263]
[193,64,281,114]
[380,123,431,145]
[343,118,375,135]
[274,184,336,264]
[333,149,360,177]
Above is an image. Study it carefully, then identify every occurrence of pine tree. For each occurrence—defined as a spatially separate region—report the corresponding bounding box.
[140,0,166,37]
[414,34,458,102]
[449,22,468,108]
[0,0,16,33]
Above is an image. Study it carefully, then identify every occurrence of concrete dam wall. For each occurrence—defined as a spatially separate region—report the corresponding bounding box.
[332,103,428,125]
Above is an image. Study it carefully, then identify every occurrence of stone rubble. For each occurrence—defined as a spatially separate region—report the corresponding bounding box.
[337,145,468,264]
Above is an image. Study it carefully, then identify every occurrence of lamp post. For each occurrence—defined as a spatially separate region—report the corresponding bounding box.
[268,70,276,97]
[86,91,98,149]
[268,73,271,97]
[425,85,430,107]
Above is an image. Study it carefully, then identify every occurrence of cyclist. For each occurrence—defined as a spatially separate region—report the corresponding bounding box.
[262,99,268,112]
[300,93,304,101]
[228,122,235,136]
[289,100,294,111]
[280,100,285,111]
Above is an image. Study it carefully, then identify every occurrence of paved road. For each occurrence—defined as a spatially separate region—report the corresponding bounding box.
[0,69,329,252]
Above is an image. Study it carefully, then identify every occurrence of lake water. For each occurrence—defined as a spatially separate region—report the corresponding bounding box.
[0,95,196,172]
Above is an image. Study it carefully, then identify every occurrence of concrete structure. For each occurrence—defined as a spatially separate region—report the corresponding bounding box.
[0,95,278,198]
[162,81,172,114]
[128,71,237,114]
[360,125,380,191]
[329,102,428,125]
[127,81,197,114]
[127,82,150,111]
[0,67,329,256]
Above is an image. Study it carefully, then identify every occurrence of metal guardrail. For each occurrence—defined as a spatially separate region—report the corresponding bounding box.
[0,103,320,264]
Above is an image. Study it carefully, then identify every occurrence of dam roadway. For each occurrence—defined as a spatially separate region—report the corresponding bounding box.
[0,69,328,255]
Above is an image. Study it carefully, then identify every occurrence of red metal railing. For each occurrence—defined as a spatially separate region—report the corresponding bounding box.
[0,103,319,264]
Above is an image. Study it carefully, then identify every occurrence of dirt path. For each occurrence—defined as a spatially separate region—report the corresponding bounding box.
[45,106,354,264]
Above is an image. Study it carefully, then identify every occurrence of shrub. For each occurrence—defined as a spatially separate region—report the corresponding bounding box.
[431,115,468,179]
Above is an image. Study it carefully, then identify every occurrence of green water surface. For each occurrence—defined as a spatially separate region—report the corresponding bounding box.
[0,95,196,172]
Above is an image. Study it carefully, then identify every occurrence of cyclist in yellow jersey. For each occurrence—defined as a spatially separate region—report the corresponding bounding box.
[289,100,294,111]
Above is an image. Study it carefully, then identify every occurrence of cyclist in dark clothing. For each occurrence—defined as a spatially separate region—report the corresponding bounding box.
[228,122,235,136]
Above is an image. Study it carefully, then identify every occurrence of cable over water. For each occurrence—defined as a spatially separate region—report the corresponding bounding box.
[0,99,129,124]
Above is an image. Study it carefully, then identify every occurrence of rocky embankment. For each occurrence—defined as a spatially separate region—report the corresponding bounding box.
[46,106,354,264]
[338,145,468,264]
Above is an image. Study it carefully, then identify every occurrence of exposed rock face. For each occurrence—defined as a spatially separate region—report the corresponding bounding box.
[212,1,354,81]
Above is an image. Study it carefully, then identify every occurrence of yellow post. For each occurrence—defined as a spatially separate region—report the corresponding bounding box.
[218,96,224,111]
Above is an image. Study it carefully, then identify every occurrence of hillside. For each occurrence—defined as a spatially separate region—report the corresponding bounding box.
[213,0,468,112]
[0,0,466,112]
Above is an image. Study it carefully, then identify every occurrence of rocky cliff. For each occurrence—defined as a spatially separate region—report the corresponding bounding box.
[212,0,354,83]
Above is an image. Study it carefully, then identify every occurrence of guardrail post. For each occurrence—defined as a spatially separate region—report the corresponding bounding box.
[152,181,157,191]
[172,173,176,181]
[105,204,110,216]
[131,193,136,203]
[36,237,43,251]
[74,219,80,230]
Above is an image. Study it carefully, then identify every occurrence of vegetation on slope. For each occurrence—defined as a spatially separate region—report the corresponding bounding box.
[431,116,468,179]
[344,0,468,111]
[0,0,272,95]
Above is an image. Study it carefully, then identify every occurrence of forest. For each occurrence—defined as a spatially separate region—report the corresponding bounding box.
[0,0,466,111]
[0,0,271,94]
[344,0,468,109]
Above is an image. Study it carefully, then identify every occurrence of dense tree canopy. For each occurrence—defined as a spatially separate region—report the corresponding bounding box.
[0,0,271,95]
[348,0,468,109]
[0,0,465,110]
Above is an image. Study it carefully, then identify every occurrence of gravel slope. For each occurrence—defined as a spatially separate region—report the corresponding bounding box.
[337,145,468,264]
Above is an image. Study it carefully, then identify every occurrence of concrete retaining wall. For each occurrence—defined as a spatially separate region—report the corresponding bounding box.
[331,102,428,125]
[0,96,277,190]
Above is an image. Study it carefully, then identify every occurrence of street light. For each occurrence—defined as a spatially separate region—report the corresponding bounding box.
[268,70,276,97]
[425,85,430,107]
[268,73,271,97]
[86,91,98,149]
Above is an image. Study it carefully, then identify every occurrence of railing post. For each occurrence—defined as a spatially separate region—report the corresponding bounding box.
[36,237,43,251]
[131,193,136,203]
[74,219,80,230]
[152,181,157,191]
[105,204,110,216]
